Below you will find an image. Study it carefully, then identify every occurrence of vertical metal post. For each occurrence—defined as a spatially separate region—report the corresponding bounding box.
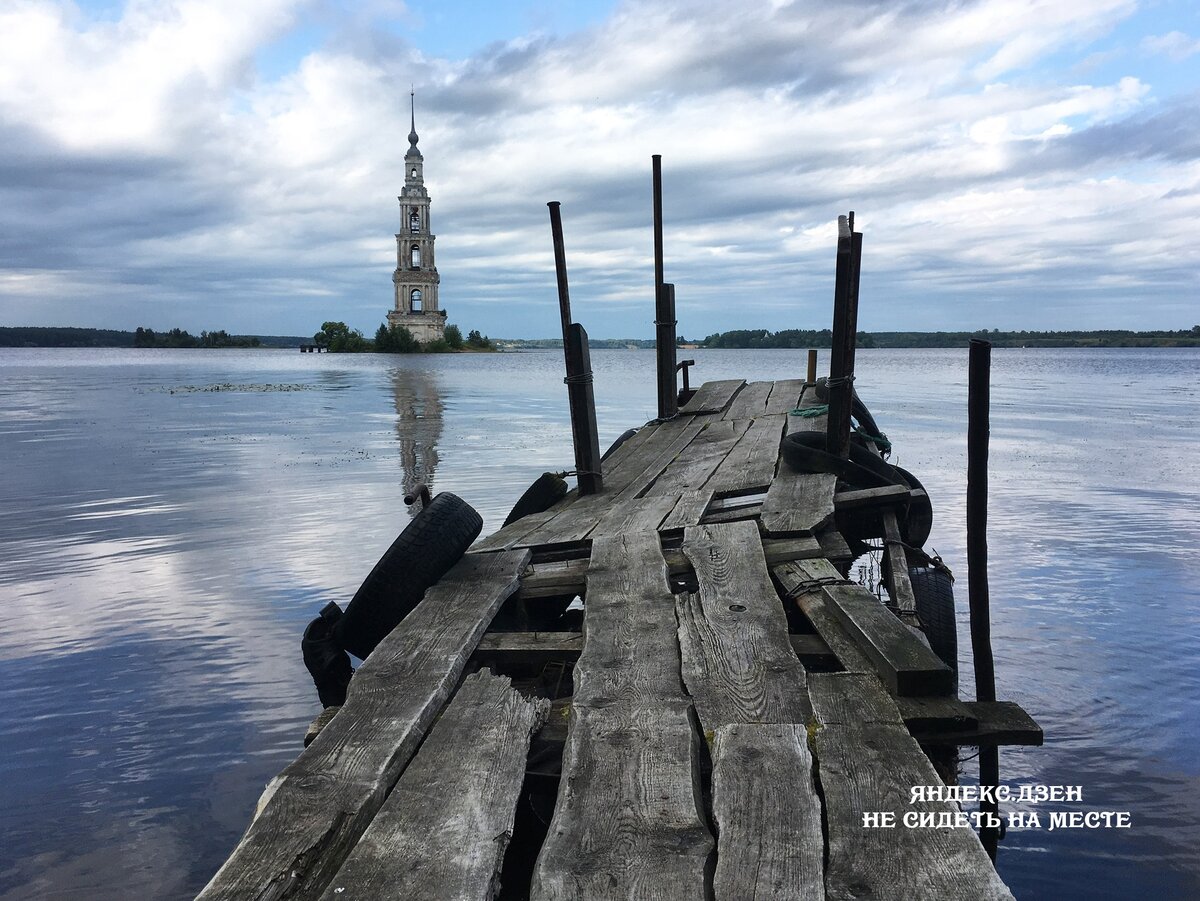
[968,337,1000,858]
[548,202,603,495]
[652,156,677,419]
[827,215,861,458]
[806,349,818,384]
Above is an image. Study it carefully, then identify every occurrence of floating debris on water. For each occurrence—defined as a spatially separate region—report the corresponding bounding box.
[152,383,316,394]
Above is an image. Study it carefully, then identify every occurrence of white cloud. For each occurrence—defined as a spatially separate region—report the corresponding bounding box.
[1141,30,1200,62]
[0,0,1196,336]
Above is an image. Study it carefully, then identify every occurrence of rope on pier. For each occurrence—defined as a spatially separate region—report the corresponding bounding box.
[563,371,594,385]
[854,425,892,453]
[789,404,829,418]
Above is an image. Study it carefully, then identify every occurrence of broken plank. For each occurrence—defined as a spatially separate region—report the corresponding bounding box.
[678,521,810,726]
[705,414,785,494]
[645,419,751,496]
[198,549,530,901]
[679,378,745,415]
[532,531,713,900]
[711,724,824,901]
[471,509,561,552]
[895,694,978,734]
[786,559,953,697]
[322,672,548,900]
[722,380,773,420]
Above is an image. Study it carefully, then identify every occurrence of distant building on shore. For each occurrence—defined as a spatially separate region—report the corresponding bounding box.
[387,92,445,345]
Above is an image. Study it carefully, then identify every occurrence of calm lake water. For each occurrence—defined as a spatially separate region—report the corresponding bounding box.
[1,346,1197,899]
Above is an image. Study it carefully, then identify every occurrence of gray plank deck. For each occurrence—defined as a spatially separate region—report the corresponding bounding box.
[531,531,713,900]
[322,671,548,900]
[763,385,837,535]
[809,673,1015,900]
[197,549,530,901]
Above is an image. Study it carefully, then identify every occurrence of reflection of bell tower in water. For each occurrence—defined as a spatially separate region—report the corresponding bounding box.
[387,91,446,345]
[391,368,444,505]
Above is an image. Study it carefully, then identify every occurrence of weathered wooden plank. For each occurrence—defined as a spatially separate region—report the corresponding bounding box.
[913,701,1044,747]
[532,532,713,899]
[678,378,745,415]
[774,561,875,675]
[786,383,827,436]
[722,380,773,420]
[895,694,977,734]
[322,672,548,900]
[881,507,918,620]
[475,631,839,673]
[807,670,904,726]
[517,535,824,601]
[473,630,585,666]
[471,509,561,552]
[199,549,530,901]
[710,724,823,901]
[658,488,713,532]
[645,419,751,497]
[603,415,710,500]
[705,414,784,494]
[588,494,677,538]
[834,483,911,510]
[761,472,837,536]
[763,378,807,415]
[785,559,953,697]
[809,673,1014,901]
[678,521,810,726]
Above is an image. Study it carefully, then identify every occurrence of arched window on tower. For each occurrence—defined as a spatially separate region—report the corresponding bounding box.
[410,244,421,268]
[409,209,420,233]
[410,167,418,178]
[410,289,423,312]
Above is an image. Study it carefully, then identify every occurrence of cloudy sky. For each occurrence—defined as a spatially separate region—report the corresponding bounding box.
[1,0,1198,339]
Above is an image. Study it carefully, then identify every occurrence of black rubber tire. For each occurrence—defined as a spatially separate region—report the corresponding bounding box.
[503,472,568,527]
[602,428,639,462]
[781,430,901,488]
[911,564,957,673]
[891,465,933,549]
[301,602,354,707]
[334,492,483,659]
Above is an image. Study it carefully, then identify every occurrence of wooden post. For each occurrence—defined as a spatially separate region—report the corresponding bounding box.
[653,157,678,419]
[547,201,603,496]
[826,215,861,458]
[968,337,1000,859]
[806,349,818,384]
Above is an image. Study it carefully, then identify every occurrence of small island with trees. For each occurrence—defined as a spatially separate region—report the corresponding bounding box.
[311,321,494,353]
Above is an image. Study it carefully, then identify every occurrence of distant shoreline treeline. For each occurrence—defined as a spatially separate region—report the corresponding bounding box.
[500,326,1200,349]
[0,326,304,348]
[5,325,1198,350]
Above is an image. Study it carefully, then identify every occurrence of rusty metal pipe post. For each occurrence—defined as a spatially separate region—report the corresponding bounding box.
[652,157,678,419]
[547,202,603,495]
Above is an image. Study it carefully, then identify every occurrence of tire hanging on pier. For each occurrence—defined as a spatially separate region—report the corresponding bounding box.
[503,472,568,526]
[335,492,483,659]
[910,562,958,674]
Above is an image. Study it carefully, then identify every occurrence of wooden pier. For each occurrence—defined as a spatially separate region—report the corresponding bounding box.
[199,376,1040,901]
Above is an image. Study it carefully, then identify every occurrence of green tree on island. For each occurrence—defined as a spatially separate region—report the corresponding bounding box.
[314,321,369,353]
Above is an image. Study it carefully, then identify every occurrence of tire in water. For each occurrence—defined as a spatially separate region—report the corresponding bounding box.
[910,564,957,674]
[334,492,483,659]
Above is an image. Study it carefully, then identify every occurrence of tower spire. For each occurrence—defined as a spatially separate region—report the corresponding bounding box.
[406,88,421,159]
